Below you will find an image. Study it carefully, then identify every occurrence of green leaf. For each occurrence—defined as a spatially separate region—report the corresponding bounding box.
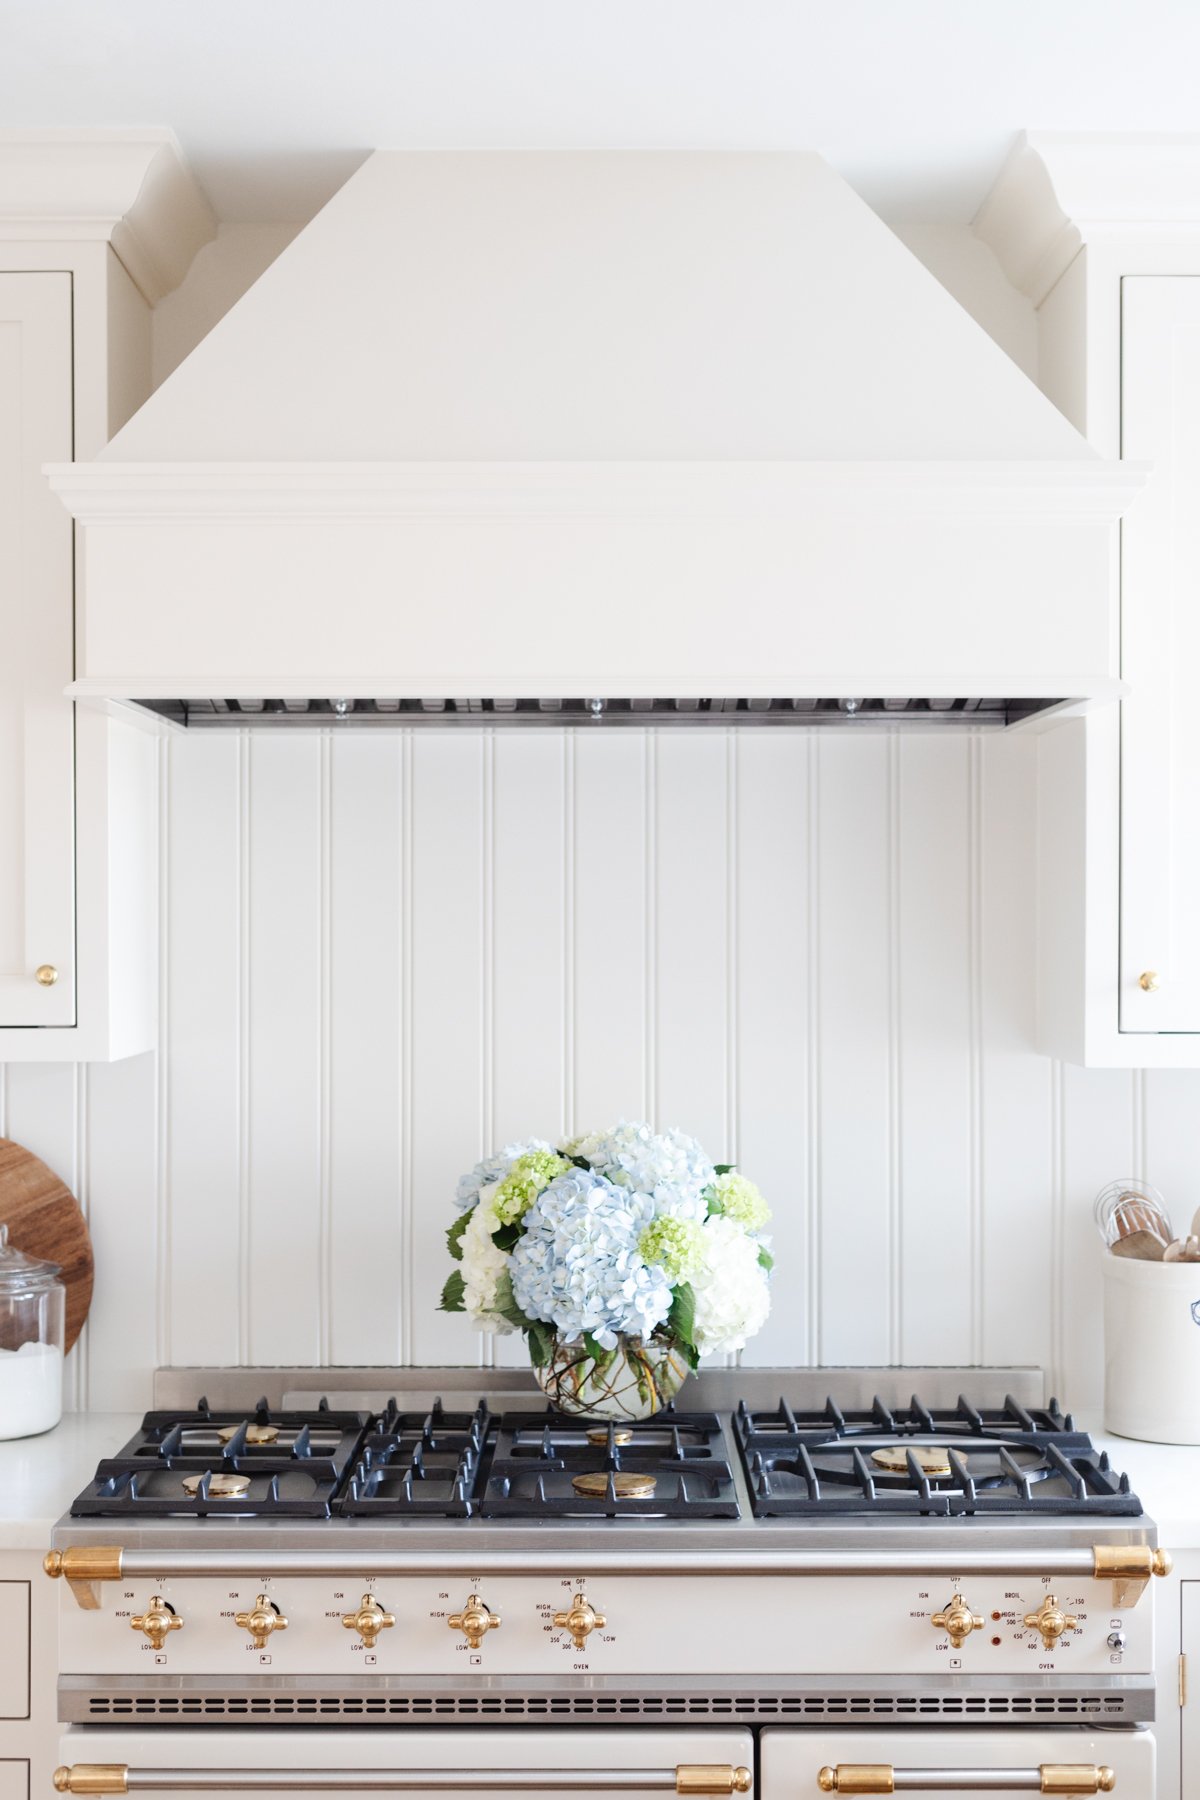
[706,1195,725,1216]
[491,1221,523,1253]
[438,1270,466,1313]
[569,1154,592,1171]
[757,1246,775,1273]
[582,1331,606,1364]
[446,1210,472,1262]
[713,1163,735,1176]
[525,1321,554,1367]
[492,1269,538,1332]
[666,1281,696,1352]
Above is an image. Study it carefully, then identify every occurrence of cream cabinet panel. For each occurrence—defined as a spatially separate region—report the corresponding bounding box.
[0,1580,30,1718]
[0,273,75,1026]
[0,1768,28,1800]
[1121,276,1200,1033]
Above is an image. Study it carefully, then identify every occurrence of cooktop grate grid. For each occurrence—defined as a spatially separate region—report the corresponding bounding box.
[734,1395,1143,1517]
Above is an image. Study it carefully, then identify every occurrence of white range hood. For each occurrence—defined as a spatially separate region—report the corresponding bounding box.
[51,151,1144,730]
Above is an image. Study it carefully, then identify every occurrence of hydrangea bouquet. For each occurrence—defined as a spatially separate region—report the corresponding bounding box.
[440,1123,773,1419]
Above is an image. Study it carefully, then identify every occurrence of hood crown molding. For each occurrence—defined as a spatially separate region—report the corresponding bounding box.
[0,129,215,303]
[974,131,1200,306]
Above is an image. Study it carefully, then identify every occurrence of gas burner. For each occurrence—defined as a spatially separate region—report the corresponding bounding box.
[735,1396,1143,1517]
[69,1395,371,1518]
[480,1406,739,1519]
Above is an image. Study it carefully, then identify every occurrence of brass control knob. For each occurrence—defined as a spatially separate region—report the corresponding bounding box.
[130,1596,182,1648]
[447,1593,500,1649]
[1024,1594,1079,1652]
[341,1593,395,1648]
[234,1594,288,1648]
[930,1593,984,1649]
[553,1591,607,1650]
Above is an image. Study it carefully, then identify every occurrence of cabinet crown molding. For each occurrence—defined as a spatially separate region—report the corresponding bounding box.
[0,128,216,303]
[974,131,1200,306]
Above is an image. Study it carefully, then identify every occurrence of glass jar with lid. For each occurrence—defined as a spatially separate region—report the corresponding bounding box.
[0,1224,64,1438]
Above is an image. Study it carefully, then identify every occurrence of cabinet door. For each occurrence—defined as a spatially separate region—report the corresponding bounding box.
[0,273,74,1026]
[1121,276,1200,1032]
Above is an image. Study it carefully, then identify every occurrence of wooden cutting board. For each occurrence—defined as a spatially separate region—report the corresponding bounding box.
[0,1137,93,1351]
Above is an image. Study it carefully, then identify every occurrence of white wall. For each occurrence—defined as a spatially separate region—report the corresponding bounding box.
[5,222,1187,1416]
[3,725,1198,1414]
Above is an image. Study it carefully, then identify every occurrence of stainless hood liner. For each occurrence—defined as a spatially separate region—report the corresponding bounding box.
[138,696,1065,731]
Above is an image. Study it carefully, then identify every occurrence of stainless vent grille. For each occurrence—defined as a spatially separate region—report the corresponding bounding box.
[74,1690,1141,1724]
[136,697,1064,730]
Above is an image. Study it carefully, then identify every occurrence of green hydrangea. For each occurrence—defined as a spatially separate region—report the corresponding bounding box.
[711,1172,771,1231]
[638,1215,706,1281]
[492,1151,572,1226]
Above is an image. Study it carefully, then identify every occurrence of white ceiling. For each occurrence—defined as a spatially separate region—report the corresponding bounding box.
[2,0,1198,226]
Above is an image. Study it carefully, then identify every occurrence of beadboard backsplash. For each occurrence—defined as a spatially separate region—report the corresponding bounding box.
[4,725,1199,1414]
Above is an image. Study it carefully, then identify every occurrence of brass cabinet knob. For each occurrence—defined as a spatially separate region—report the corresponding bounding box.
[130,1596,182,1647]
[234,1594,288,1648]
[930,1593,984,1649]
[341,1593,395,1648]
[35,964,58,987]
[447,1593,500,1649]
[552,1591,607,1650]
[1138,970,1161,992]
[1023,1593,1079,1652]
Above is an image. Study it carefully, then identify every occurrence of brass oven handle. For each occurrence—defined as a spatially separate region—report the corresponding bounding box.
[54,1768,752,1795]
[817,1769,1115,1795]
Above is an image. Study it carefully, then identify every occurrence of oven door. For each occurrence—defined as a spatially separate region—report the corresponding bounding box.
[762,1727,1151,1794]
[53,1729,755,1799]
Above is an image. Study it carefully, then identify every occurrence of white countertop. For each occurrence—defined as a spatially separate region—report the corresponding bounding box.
[0,1412,1197,1552]
[0,1412,139,1550]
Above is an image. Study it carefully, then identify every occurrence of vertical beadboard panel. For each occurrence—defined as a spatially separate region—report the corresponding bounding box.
[572,735,648,1123]
[734,734,811,1367]
[408,732,487,1364]
[979,734,1055,1375]
[1060,1065,1136,1406]
[492,734,567,1141]
[896,735,973,1362]
[816,738,892,1363]
[83,1051,157,1408]
[163,734,243,1365]
[245,735,322,1364]
[491,732,569,1372]
[654,733,729,1151]
[327,736,403,1364]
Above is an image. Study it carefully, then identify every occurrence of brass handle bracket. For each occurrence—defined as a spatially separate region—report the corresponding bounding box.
[1093,1543,1172,1608]
[53,1770,129,1797]
[675,1770,751,1797]
[816,1770,1113,1796]
[44,1547,123,1611]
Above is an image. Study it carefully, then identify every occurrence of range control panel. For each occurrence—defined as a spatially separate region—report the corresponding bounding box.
[57,1573,1153,1677]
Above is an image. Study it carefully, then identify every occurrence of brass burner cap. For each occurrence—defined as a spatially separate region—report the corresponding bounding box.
[182,1473,252,1498]
[586,1426,633,1446]
[218,1423,279,1445]
[571,1470,657,1499]
[870,1446,954,1478]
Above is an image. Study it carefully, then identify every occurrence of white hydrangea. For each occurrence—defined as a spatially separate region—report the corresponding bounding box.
[460,1181,515,1334]
[561,1121,715,1216]
[690,1215,771,1354]
[456,1140,551,1210]
[510,1167,674,1349]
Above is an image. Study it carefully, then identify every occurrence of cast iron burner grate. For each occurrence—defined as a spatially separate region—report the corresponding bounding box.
[480,1405,739,1519]
[339,1398,492,1517]
[69,1396,371,1518]
[735,1395,1143,1518]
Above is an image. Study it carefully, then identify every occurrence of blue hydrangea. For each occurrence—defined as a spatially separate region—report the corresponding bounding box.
[563,1122,715,1219]
[510,1166,674,1350]
[456,1140,551,1211]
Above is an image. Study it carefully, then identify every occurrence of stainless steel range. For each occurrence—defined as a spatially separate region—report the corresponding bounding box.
[44,1369,1169,1798]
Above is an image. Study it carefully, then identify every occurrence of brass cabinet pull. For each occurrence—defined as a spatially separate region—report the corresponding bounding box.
[817,1770,1114,1795]
[35,964,59,986]
[53,1769,750,1795]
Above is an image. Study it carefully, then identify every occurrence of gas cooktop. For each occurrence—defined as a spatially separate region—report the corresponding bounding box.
[67,1388,1142,1522]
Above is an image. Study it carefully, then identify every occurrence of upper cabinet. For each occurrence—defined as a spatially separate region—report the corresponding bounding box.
[978,134,1200,1065]
[0,273,75,1026]
[0,133,214,1059]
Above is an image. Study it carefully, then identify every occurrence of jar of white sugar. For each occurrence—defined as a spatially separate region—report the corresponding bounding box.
[0,1224,64,1438]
